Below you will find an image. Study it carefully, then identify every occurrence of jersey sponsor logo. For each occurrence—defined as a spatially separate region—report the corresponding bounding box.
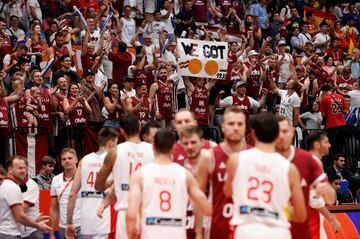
[219,162,226,169]
[177,155,185,161]
[217,172,227,182]
[81,191,105,198]
[300,178,307,187]
[121,184,129,191]
[146,217,183,226]
[239,205,279,219]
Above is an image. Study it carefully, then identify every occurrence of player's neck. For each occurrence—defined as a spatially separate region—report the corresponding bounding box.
[309,149,323,160]
[155,153,172,164]
[126,135,141,143]
[223,140,244,154]
[97,146,108,154]
[255,141,276,153]
[64,168,76,179]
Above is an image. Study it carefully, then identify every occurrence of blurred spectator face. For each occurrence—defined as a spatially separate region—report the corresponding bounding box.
[0,20,6,34]
[55,35,65,46]
[69,83,80,97]
[88,44,95,55]
[87,18,96,29]
[335,21,342,30]
[57,77,68,90]
[136,84,147,96]
[8,158,27,182]
[49,23,58,33]
[85,74,95,83]
[175,111,197,136]
[292,27,299,36]
[124,6,132,17]
[185,0,193,11]
[273,13,280,22]
[325,57,334,66]
[302,23,309,33]
[109,83,119,96]
[348,4,355,13]
[316,57,324,67]
[33,19,41,26]
[312,101,319,112]
[345,96,351,109]
[11,71,23,82]
[33,24,41,35]
[334,156,346,169]
[32,71,43,86]
[268,59,276,68]
[320,24,328,33]
[167,41,177,51]
[144,35,152,46]
[290,8,298,17]
[331,178,341,192]
[10,16,20,27]
[332,39,339,48]
[286,80,296,91]
[342,67,351,78]
[158,68,168,81]
[245,15,253,27]
[154,12,161,21]
[163,0,171,9]
[195,78,206,87]
[62,56,72,69]
[235,84,246,96]
[43,163,55,176]
[229,42,238,52]
[87,7,96,17]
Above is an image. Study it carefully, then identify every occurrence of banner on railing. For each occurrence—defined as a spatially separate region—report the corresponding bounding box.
[177,38,228,80]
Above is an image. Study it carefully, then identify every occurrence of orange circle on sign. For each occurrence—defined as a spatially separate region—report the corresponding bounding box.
[204,60,219,76]
[188,58,202,74]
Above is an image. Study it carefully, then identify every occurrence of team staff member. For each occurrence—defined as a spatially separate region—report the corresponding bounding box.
[0,156,51,239]
[50,148,82,239]
[126,129,212,239]
[224,113,306,239]
[66,128,119,239]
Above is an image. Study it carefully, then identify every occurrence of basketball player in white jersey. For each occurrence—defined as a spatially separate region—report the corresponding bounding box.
[95,114,154,239]
[126,129,212,239]
[65,128,119,239]
[224,113,306,239]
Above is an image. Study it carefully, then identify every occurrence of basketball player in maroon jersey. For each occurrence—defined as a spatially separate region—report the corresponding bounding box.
[172,109,217,165]
[197,106,249,239]
[180,125,213,239]
[129,82,151,126]
[149,65,174,127]
[183,76,217,126]
[275,115,336,239]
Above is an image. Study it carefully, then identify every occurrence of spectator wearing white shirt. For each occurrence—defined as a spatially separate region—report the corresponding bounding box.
[26,0,42,23]
[314,21,331,54]
[0,156,51,239]
[269,75,301,126]
[347,78,360,110]
[161,0,175,34]
[50,148,82,239]
[277,40,294,89]
[150,10,166,48]
[299,22,312,43]
[299,101,323,130]
[119,5,136,47]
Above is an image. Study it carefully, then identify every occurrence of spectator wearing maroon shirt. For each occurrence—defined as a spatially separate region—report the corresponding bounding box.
[0,18,13,70]
[107,41,132,87]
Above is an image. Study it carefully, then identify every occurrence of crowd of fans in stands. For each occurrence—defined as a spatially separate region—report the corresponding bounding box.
[0,0,360,201]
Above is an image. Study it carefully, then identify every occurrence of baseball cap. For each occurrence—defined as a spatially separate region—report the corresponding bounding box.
[305,41,315,47]
[278,40,287,46]
[234,81,247,89]
[84,70,95,77]
[248,50,259,57]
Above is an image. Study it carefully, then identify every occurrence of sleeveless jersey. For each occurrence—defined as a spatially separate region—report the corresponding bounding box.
[0,97,9,128]
[10,97,28,130]
[244,62,261,99]
[209,144,232,239]
[190,87,209,126]
[134,69,148,86]
[231,148,291,229]
[113,141,154,210]
[80,152,111,235]
[120,17,136,46]
[107,98,124,122]
[54,92,66,127]
[194,0,208,22]
[131,96,150,126]
[232,95,251,129]
[336,76,357,94]
[156,80,173,121]
[173,140,212,165]
[141,162,188,239]
[30,40,43,53]
[66,98,86,125]
[223,50,239,85]
[0,36,12,67]
[37,88,52,132]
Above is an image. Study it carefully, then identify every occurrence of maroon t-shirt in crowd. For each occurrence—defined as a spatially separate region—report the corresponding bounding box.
[108,51,132,84]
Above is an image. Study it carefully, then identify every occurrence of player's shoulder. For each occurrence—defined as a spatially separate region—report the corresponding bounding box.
[26,178,39,188]
[294,148,313,162]
[1,179,19,190]
[52,173,64,184]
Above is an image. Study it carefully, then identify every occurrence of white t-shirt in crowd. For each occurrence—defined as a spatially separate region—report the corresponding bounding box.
[278,89,301,126]
[80,29,101,52]
[220,95,260,109]
[347,90,360,110]
[0,179,23,236]
[150,21,166,48]
[26,0,42,22]
[50,173,82,228]
[161,9,175,34]
[314,32,330,53]
[144,0,157,13]
[21,178,40,237]
[120,17,136,47]
[278,53,292,83]
[300,112,323,130]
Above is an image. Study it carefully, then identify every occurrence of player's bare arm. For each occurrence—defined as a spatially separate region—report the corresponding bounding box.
[49,197,60,238]
[66,161,82,237]
[223,153,239,197]
[97,184,116,218]
[187,170,212,216]
[95,148,116,191]
[126,170,143,239]
[288,164,307,223]
[196,150,212,192]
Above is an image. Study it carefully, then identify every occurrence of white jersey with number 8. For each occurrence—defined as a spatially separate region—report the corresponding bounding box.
[231,148,291,231]
[141,162,188,239]
[80,152,110,235]
[113,141,154,210]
